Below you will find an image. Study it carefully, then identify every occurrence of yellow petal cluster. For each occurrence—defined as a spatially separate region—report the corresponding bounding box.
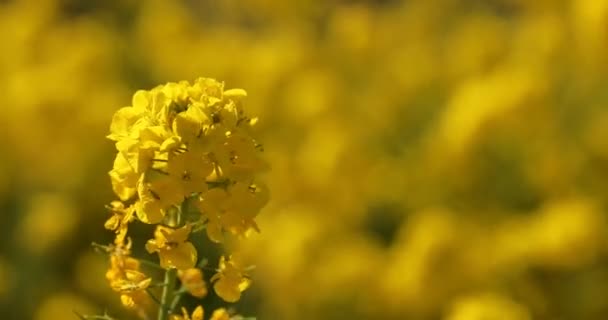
[104,240,151,312]
[107,77,268,237]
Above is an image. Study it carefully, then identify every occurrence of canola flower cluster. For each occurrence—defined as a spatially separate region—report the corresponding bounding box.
[102,78,267,320]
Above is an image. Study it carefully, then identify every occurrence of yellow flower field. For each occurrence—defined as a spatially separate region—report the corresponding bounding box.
[1,0,608,319]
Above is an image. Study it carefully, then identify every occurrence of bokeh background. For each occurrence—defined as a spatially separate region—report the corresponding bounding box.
[2,0,608,319]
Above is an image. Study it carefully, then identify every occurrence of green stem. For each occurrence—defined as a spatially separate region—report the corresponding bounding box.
[145,288,162,306]
[139,259,164,270]
[169,286,188,312]
[158,268,177,320]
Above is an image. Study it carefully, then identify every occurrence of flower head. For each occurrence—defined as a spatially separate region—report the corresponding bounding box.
[103,77,268,318]
[107,78,268,230]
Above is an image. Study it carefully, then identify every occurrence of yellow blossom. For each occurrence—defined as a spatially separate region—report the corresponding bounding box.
[215,131,268,180]
[170,306,204,320]
[104,201,135,244]
[209,308,231,320]
[195,188,229,243]
[136,170,183,224]
[167,148,214,195]
[104,239,152,311]
[109,269,151,293]
[145,225,197,270]
[211,255,252,303]
[172,104,210,144]
[107,105,147,141]
[109,152,139,201]
[196,182,269,243]
[177,268,208,298]
[445,292,531,320]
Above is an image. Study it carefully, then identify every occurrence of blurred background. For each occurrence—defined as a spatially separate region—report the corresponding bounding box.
[2,0,608,319]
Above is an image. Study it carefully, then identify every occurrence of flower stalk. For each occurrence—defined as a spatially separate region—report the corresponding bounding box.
[158,268,177,320]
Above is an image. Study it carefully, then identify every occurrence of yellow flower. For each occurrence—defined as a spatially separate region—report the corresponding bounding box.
[109,152,139,201]
[170,306,204,320]
[107,105,147,141]
[109,269,151,293]
[191,78,224,105]
[130,88,170,122]
[211,255,251,303]
[145,225,197,270]
[136,170,183,224]
[113,136,154,175]
[177,268,208,298]
[215,131,268,180]
[195,188,228,243]
[209,308,231,320]
[172,104,210,144]
[120,292,149,310]
[167,148,214,196]
[104,239,152,311]
[104,201,135,244]
[222,182,269,236]
[445,292,531,320]
[195,182,269,243]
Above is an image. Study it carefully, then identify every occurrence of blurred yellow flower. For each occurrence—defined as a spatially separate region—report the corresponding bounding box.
[178,268,208,298]
[529,198,604,268]
[209,308,231,320]
[437,67,547,156]
[35,292,95,320]
[211,255,252,303]
[171,306,204,320]
[17,193,79,255]
[445,292,531,320]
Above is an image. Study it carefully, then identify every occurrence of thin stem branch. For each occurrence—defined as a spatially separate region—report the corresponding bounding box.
[157,268,177,320]
[169,286,188,312]
[139,259,164,270]
[145,288,162,307]
[73,310,118,320]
